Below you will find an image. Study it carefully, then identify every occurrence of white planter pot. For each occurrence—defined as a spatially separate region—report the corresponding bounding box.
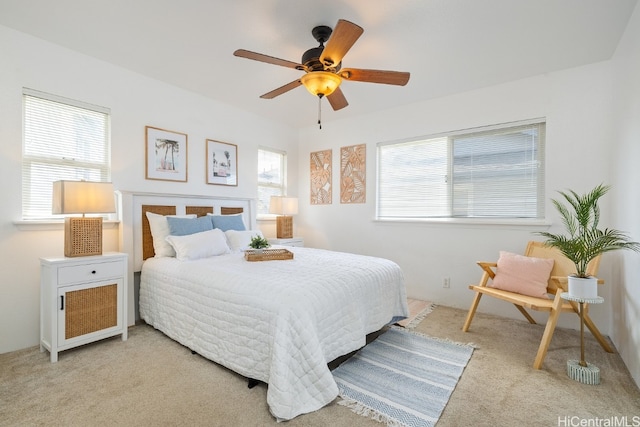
[568,276,598,299]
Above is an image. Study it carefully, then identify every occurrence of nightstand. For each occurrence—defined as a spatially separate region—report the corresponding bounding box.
[268,237,304,247]
[40,252,128,362]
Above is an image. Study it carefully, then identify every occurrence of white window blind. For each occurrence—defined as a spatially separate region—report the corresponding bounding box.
[257,147,286,215]
[22,89,111,219]
[377,120,545,220]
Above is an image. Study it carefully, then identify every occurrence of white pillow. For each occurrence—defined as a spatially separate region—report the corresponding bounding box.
[146,211,196,257]
[225,230,265,252]
[165,228,230,261]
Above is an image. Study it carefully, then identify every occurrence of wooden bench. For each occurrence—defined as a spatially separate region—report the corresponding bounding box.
[462,241,613,369]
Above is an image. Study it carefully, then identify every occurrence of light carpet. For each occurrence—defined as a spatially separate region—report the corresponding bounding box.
[332,326,474,427]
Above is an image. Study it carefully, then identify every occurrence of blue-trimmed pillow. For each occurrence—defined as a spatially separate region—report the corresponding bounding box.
[207,213,246,231]
[166,215,213,236]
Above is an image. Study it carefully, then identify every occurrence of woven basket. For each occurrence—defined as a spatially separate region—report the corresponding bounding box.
[245,248,293,262]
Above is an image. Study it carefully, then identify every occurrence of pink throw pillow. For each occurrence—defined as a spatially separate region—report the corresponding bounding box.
[490,251,554,298]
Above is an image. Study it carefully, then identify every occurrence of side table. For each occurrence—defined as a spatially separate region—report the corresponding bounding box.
[268,237,304,247]
[560,292,603,385]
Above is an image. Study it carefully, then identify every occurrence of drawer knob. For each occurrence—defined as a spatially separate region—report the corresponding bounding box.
[91,270,96,274]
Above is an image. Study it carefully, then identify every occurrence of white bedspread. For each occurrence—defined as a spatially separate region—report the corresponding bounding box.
[139,246,408,421]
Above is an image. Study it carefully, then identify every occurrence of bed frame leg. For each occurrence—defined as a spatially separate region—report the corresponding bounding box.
[247,378,260,389]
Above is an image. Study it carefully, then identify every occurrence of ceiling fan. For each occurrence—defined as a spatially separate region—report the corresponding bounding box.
[233,19,410,126]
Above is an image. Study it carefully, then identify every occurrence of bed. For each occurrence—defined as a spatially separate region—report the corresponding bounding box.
[118,192,409,421]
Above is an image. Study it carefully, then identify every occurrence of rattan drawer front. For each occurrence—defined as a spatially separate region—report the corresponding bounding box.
[65,283,118,339]
[58,260,124,285]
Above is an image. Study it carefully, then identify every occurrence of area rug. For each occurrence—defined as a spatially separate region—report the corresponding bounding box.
[396,299,434,329]
[332,327,474,427]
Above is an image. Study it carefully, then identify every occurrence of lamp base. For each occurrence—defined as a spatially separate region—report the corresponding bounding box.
[276,216,293,239]
[64,217,103,257]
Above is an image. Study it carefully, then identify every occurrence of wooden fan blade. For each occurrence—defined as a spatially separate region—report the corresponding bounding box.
[234,49,302,70]
[319,19,364,69]
[327,87,348,111]
[260,79,302,99]
[339,68,410,86]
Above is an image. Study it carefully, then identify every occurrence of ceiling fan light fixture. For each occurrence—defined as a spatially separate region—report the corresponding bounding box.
[300,71,342,97]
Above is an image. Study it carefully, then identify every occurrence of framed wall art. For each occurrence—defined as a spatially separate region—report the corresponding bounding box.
[340,144,366,204]
[206,139,238,186]
[145,126,188,182]
[310,149,332,204]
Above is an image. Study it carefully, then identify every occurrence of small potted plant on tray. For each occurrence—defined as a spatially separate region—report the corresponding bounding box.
[536,184,640,299]
[248,235,270,253]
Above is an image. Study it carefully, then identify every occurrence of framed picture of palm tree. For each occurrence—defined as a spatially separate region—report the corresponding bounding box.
[145,126,188,182]
[206,139,238,186]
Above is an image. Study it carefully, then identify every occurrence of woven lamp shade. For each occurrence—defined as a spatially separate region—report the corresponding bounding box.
[53,181,116,257]
[270,196,298,239]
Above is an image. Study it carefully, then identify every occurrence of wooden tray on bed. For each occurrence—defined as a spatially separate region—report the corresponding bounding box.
[244,248,294,262]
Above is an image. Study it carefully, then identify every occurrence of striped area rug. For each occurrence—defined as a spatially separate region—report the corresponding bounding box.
[333,327,473,427]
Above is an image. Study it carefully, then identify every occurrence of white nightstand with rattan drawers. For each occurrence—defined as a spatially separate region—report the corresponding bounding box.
[40,252,128,362]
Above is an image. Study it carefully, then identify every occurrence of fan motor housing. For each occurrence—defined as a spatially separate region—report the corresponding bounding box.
[302,46,325,71]
[302,25,341,72]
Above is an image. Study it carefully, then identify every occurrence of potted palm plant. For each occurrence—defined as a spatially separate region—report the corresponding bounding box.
[536,184,640,299]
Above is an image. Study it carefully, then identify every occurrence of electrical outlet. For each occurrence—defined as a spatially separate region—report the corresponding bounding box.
[443,277,450,288]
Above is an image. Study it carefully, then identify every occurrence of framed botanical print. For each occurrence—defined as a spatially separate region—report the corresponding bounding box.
[206,139,238,186]
[145,126,188,182]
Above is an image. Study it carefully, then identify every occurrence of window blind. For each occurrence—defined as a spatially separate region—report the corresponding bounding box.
[377,120,545,220]
[257,147,286,215]
[22,89,111,219]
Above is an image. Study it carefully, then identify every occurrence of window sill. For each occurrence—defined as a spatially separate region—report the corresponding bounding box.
[13,219,120,231]
[374,217,551,228]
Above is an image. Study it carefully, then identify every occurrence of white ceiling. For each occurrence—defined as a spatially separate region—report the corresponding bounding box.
[0,0,637,129]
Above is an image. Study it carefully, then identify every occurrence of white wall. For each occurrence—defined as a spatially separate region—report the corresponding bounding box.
[297,62,619,334]
[2,14,638,389]
[0,25,297,354]
[611,3,640,386]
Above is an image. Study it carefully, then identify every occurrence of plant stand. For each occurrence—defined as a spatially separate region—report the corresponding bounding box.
[561,293,603,385]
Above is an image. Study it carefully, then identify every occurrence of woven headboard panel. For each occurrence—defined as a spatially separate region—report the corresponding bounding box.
[141,205,176,261]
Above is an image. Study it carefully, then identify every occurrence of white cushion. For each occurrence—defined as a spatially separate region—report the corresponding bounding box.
[225,230,265,252]
[165,228,230,261]
[146,211,196,257]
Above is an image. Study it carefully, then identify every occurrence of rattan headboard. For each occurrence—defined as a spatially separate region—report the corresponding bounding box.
[140,204,244,260]
[117,191,256,272]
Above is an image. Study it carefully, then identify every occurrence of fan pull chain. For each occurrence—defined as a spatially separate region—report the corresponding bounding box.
[317,96,322,130]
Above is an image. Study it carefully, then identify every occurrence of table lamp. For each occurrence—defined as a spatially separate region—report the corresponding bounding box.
[269,196,298,239]
[52,180,116,257]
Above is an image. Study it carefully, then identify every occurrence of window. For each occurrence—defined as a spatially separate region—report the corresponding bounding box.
[257,147,286,215]
[377,120,545,220]
[22,89,111,220]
